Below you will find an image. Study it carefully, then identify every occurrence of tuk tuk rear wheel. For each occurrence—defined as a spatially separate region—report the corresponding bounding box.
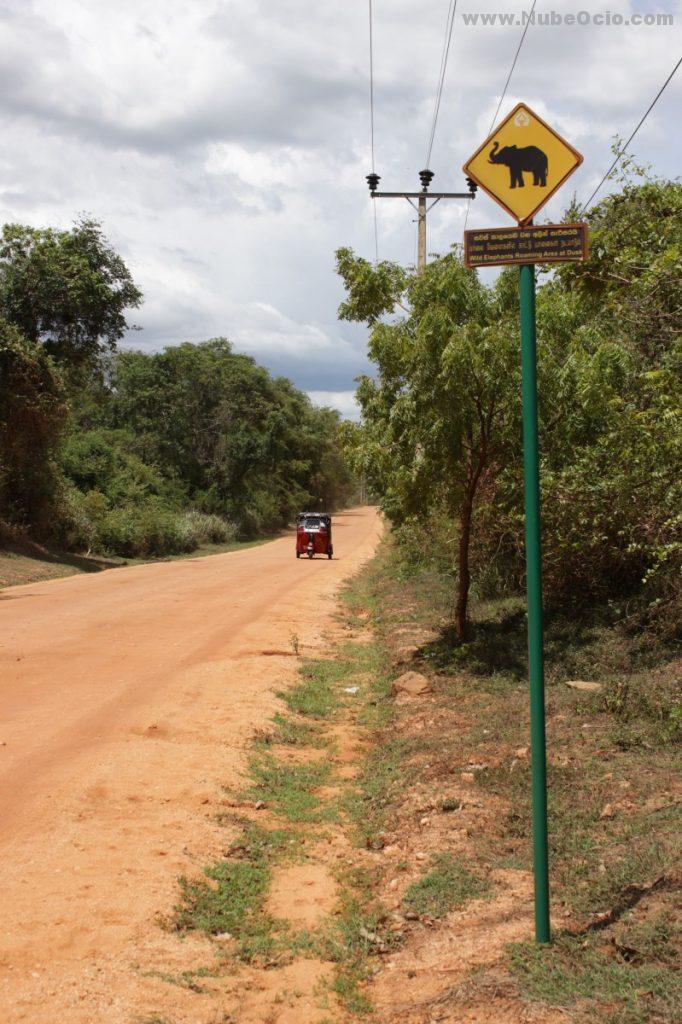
[307,551,314,559]
[296,551,300,558]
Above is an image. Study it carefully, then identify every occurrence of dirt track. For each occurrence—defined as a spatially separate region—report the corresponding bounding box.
[0,507,382,1022]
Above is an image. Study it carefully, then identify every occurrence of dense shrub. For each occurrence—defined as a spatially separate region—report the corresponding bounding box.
[182,510,237,546]
[58,490,237,559]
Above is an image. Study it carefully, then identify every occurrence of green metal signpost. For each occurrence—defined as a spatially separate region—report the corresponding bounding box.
[519,262,551,943]
[463,105,587,944]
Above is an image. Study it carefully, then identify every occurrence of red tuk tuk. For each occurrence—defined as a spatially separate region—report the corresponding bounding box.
[296,512,333,559]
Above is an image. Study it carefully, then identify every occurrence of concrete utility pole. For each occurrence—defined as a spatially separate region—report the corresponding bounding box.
[417,194,427,272]
[366,169,477,273]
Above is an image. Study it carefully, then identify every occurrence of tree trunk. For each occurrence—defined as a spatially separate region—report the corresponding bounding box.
[455,491,473,642]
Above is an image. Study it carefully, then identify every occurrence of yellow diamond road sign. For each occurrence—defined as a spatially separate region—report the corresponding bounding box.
[463,103,583,225]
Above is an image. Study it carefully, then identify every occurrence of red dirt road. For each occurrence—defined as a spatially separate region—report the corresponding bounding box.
[0,507,382,1022]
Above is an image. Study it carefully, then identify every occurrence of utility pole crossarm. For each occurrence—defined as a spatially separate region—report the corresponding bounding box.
[366,169,477,273]
[370,191,472,198]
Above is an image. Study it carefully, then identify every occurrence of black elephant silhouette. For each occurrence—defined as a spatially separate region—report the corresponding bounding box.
[488,142,548,188]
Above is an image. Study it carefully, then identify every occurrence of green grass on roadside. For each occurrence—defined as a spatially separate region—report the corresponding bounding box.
[140,966,215,993]
[246,754,334,823]
[346,739,409,850]
[510,919,682,1024]
[279,659,342,719]
[323,866,397,1017]
[358,538,681,1023]
[171,823,293,960]
[254,712,325,748]
[402,852,490,918]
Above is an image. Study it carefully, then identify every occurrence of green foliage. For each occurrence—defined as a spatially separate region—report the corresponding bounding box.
[337,247,519,638]
[562,176,682,362]
[0,218,356,558]
[0,218,142,368]
[340,172,681,636]
[106,340,355,537]
[0,318,68,529]
[336,247,408,324]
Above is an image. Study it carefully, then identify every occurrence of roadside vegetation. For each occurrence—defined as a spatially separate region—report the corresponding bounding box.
[159,566,404,1018]
[0,218,356,564]
[308,168,679,1020]
[147,538,678,1022]
[337,166,681,645]
[352,543,679,1023]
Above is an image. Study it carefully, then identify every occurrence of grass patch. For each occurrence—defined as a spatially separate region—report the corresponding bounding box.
[279,659,341,719]
[402,852,490,918]
[247,753,333,823]
[367,538,682,1022]
[171,823,293,961]
[323,869,397,1017]
[254,712,324,748]
[346,739,409,849]
[509,921,682,1023]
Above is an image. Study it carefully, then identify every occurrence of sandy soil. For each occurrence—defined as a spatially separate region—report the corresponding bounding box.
[0,507,382,1023]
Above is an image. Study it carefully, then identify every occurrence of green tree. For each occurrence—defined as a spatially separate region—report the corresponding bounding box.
[106,340,355,534]
[0,318,68,528]
[0,218,142,369]
[337,249,518,640]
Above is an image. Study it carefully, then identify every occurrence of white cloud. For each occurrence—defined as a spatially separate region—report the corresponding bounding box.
[307,390,360,420]
[0,0,678,399]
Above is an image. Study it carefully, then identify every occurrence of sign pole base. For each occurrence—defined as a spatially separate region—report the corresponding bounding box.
[519,262,551,944]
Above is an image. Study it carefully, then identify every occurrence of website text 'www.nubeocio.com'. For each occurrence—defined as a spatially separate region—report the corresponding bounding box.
[462,10,673,28]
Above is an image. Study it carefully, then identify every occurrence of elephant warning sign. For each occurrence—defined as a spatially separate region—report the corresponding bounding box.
[462,103,583,225]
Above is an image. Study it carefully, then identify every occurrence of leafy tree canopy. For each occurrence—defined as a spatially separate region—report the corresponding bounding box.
[0,217,142,369]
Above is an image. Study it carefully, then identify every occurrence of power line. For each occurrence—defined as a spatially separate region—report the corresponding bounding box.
[368,0,379,262]
[487,0,537,136]
[368,0,376,172]
[464,0,536,237]
[578,54,682,216]
[425,0,459,168]
[365,1,474,269]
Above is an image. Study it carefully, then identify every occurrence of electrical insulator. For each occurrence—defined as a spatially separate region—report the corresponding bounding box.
[366,172,381,193]
[466,177,478,196]
[418,169,434,191]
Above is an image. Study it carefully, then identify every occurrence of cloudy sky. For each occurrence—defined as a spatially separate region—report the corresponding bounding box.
[0,1,680,417]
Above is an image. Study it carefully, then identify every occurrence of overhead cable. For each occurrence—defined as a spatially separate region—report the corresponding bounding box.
[487,0,537,136]
[464,0,537,236]
[425,0,459,168]
[578,54,682,215]
[368,0,379,261]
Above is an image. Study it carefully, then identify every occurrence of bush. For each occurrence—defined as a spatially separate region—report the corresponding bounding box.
[181,510,236,546]
[96,503,192,558]
[56,490,238,559]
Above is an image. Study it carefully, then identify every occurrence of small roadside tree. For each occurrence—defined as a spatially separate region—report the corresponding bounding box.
[337,248,519,641]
